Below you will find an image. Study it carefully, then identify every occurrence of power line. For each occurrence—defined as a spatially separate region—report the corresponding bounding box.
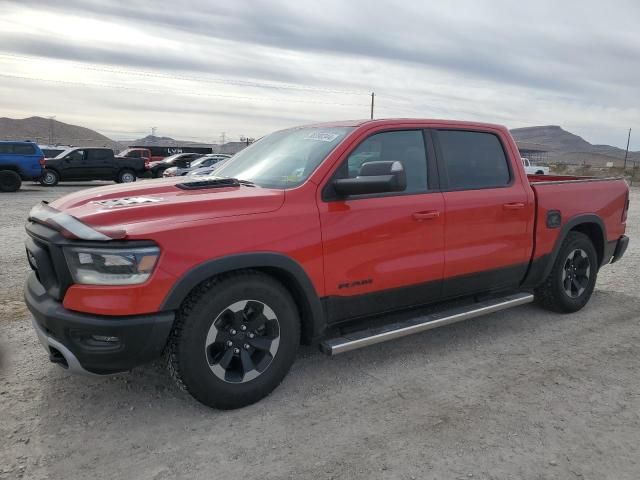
[0,72,369,108]
[0,52,368,96]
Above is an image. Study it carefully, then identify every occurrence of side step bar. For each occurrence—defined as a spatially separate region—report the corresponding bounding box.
[320,292,534,355]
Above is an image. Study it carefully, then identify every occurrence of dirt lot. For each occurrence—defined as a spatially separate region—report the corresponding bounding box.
[1,183,639,480]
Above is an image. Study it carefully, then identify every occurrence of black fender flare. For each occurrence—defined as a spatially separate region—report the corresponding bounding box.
[522,214,607,289]
[160,252,326,344]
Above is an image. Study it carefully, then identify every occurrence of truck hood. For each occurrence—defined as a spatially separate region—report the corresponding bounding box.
[47,178,285,237]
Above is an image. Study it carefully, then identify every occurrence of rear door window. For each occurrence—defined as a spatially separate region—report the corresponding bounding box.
[437,130,510,190]
[86,149,112,161]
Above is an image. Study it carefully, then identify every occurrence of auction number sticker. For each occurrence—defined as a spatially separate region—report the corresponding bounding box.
[304,131,341,142]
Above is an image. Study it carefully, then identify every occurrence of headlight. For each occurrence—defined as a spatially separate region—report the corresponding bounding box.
[63,246,160,285]
[163,168,177,177]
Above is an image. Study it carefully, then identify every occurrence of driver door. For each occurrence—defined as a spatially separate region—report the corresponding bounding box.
[317,129,445,323]
[62,149,86,180]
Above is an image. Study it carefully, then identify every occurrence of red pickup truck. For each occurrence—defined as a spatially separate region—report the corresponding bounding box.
[24,119,629,409]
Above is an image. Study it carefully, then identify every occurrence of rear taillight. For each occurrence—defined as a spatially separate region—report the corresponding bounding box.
[39,156,46,167]
[622,192,629,222]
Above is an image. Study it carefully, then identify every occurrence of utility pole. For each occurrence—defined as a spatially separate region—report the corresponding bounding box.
[370,92,375,120]
[151,127,157,138]
[48,116,55,145]
[623,128,631,170]
[220,132,226,145]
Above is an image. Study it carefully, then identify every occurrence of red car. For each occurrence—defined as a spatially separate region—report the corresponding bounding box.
[24,119,629,409]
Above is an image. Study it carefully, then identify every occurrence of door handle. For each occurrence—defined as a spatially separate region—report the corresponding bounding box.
[503,202,525,210]
[413,210,440,221]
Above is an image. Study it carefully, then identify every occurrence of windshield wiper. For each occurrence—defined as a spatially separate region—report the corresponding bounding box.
[236,179,256,187]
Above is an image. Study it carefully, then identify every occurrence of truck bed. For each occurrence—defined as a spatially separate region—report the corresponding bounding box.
[528,174,628,269]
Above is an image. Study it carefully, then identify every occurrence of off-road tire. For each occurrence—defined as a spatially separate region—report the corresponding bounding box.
[166,270,300,409]
[535,231,598,313]
[0,170,21,192]
[39,169,59,186]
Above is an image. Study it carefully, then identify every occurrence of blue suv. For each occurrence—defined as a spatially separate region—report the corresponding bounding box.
[0,141,45,192]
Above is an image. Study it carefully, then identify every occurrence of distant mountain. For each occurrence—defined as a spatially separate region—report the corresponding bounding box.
[511,125,639,166]
[0,116,122,150]
[511,125,593,151]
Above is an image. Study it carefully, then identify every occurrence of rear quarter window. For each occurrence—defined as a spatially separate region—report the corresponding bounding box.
[0,143,36,155]
[437,130,511,190]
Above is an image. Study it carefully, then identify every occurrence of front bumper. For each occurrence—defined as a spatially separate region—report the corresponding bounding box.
[25,272,175,374]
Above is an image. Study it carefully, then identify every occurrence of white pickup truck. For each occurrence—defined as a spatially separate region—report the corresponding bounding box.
[522,158,549,175]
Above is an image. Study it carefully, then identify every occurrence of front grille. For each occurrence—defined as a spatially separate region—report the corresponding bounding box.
[25,222,73,300]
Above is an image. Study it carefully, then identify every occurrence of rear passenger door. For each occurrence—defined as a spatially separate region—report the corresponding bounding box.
[85,149,114,179]
[434,129,532,297]
[318,129,445,323]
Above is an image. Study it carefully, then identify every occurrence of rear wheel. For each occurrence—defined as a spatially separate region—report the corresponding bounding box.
[117,169,136,183]
[39,169,59,186]
[167,271,300,409]
[536,170,544,175]
[0,170,21,192]
[535,231,598,313]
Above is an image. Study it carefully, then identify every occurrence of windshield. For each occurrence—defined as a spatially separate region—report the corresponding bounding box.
[54,148,74,159]
[213,126,353,188]
[162,154,182,163]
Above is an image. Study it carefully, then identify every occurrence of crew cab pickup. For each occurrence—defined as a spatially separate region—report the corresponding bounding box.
[40,148,146,186]
[24,119,629,409]
[117,148,152,167]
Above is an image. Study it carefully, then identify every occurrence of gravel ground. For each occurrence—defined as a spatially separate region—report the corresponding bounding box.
[1,183,639,480]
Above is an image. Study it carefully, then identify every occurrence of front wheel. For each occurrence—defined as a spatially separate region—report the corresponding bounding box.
[535,231,598,313]
[166,271,300,409]
[39,169,59,186]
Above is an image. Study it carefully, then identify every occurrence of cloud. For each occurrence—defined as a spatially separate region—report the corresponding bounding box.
[0,0,638,148]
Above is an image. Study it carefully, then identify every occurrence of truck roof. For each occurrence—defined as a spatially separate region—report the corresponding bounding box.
[301,118,508,130]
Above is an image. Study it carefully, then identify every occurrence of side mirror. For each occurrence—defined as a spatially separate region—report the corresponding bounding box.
[333,161,406,196]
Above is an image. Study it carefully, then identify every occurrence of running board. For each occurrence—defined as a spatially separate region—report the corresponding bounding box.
[320,292,534,355]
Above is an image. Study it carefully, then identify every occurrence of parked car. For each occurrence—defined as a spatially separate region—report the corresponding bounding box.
[522,158,549,175]
[187,158,231,177]
[148,152,203,178]
[0,141,45,192]
[24,119,629,410]
[40,147,146,186]
[163,154,231,177]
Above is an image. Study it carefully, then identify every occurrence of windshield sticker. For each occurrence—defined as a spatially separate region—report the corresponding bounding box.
[304,131,341,142]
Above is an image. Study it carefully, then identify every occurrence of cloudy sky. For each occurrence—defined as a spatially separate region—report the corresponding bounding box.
[0,0,638,148]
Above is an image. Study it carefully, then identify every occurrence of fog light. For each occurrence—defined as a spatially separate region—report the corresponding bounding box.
[91,335,119,343]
